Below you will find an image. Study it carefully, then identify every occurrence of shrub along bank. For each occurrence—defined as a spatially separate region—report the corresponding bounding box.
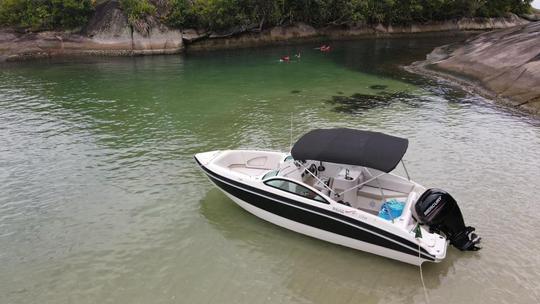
[0,0,533,32]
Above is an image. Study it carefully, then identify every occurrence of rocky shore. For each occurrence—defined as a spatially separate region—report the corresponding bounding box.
[187,14,529,51]
[408,21,540,116]
[0,0,184,62]
[0,0,530,62]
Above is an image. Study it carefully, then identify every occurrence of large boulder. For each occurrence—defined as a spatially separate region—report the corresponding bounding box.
[84,0,183,55]
[419,22,540,115]
[269,22,318,40]
[186,22,320,51]
[321,14,528,38]
[0,0,183,61]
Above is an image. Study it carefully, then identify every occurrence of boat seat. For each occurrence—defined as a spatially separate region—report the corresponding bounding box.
[245,164,273,170]
[302,173,315,186]
[281,166,302,181]
[357,185,408,200]
[313,177,333,194]
[228,164,271,176]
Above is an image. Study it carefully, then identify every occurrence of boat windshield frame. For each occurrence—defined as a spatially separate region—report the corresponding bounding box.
[262,169,279,180]
[263,177,329,204]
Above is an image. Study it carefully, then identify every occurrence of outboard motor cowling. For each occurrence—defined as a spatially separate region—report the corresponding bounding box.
[413,188,481,251]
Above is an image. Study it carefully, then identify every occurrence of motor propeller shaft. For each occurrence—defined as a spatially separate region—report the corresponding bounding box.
[449,226,482,251]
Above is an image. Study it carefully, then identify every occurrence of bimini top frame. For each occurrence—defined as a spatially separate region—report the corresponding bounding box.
[291,128,409,173]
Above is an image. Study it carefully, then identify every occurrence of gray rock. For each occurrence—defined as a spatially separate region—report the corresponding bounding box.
[182,29,209,43]
[521,14,540,22]
[84,0,130,40]
[84,0,183,55]
[414,21,540,115]
[320,14,528,38]
[0,7,530,62]
[0,0,183,61]
[186,22,320,51]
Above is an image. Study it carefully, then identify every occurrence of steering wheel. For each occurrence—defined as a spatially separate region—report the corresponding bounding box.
[308,164,317,175]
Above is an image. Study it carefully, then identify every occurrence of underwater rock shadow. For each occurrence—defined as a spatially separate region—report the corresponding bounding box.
[369,84,388,90]
[326,91,418,114]
[198,187,454,304]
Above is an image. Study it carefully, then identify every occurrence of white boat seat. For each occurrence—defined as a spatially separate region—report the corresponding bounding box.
[228,164,271,176]
[281,167,302,181]
[333,169,362,204]
[357,185,408,200]
[313,177,333,193]
[246,156,268,167]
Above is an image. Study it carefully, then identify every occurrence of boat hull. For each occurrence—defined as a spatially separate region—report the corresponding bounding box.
[225,192,432,265]
[196,159,438,265]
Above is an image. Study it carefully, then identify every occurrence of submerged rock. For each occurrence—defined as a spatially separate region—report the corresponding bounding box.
[369,85,388,90]
[326,91,414,113]
[0,0,183,61]
[410,21,540,115]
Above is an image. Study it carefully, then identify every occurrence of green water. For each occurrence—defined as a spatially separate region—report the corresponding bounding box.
[1,37,539,304]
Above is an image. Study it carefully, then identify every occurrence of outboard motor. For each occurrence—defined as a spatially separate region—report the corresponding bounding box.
[413,188,481,251]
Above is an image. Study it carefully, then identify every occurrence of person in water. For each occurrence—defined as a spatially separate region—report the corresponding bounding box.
[280,56,290,62]
[315,45,331,52]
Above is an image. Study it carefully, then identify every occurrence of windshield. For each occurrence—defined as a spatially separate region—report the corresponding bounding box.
[262,170,279,180]
[264,179,328,204]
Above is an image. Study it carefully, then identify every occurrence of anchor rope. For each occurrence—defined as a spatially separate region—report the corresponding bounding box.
[418,241,430,304]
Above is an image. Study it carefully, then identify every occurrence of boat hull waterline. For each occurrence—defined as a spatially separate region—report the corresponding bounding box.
[195,156,441,265]
[195,129,480,265]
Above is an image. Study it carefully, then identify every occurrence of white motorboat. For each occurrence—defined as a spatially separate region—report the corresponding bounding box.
[194,128,480,265]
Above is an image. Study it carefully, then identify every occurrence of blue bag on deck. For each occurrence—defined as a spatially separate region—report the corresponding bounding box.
[378,199,405,220]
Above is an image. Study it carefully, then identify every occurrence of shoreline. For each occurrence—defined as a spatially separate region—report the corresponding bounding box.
[184,28,477,53]
[406,22,540,117]
[404,62,529,116]
[183,15,527,52]
[0,14,529,62]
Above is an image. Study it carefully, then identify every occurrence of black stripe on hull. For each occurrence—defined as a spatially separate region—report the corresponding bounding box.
[195,158,436,261]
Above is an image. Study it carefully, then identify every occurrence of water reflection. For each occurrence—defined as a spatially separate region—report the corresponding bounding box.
[199,188,454,304]
[1,36,539,304]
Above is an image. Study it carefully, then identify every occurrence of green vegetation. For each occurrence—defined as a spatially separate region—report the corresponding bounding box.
[0,0,533,32]
[119,0,156,25]
[0,0,94,30]
[164,0,533,31]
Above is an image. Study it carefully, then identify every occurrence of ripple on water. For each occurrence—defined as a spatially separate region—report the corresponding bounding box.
[1,41,540,304]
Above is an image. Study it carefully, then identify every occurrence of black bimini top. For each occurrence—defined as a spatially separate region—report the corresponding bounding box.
[291,128,408,173]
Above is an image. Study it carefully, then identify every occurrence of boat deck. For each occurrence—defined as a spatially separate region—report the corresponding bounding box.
[228,164,271,177]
